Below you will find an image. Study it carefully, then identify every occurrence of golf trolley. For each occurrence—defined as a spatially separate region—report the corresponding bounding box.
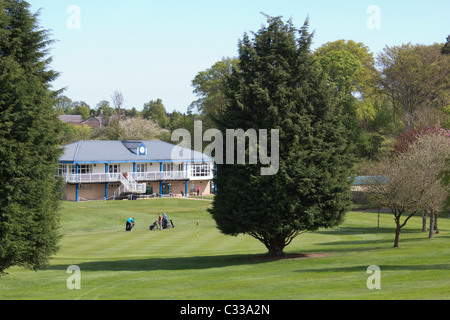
[149,219,175,230]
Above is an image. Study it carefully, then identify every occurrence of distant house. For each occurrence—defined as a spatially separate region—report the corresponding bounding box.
[57,140,215,202]
[58,113,107,129]
[58,115,83,125]
[82,115,101,129]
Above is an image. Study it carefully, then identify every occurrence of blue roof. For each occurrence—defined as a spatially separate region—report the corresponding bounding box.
[352,176,389,186]
[59,140,214,164]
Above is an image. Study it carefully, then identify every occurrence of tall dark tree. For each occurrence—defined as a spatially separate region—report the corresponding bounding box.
[209,16,354,256]
[441,35,450,55]
[0,0,62,274]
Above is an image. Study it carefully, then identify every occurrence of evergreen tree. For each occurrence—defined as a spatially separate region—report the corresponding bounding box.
[0,0,62,274]
[441,35,450,55]
[209,16,354,256]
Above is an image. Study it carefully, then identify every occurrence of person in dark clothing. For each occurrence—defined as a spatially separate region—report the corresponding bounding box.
[162,212,168,229]
[126,217,135,231]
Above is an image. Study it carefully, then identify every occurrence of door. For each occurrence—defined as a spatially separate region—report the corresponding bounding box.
[162,163,173,179]
[109,164,120,173]
[109,164,120,180]
[136,163,147,179]
[162,183,172,195]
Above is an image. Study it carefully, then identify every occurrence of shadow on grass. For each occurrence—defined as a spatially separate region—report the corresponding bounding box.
[293,263,450,274]
[315,226,421,236]
[314,227,450,253]
[48,251,450,275]
[48,253,278,272]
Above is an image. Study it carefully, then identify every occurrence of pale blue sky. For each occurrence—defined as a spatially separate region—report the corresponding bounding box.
[28,0,450,113]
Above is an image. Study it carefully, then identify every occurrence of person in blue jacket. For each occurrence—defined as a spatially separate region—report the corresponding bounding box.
[126,217,135,231]
[162,212,168,229]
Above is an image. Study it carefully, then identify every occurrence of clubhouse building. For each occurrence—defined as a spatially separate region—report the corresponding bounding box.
[57,140,215,202]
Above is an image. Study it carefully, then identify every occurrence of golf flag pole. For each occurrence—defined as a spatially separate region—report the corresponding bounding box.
[196,221,199,242]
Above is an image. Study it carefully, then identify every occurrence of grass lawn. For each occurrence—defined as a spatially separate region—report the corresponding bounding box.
[0,198,449,300]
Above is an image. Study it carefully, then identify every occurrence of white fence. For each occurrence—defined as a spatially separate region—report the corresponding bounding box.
[129,171,190,181]
[64,173,121,183]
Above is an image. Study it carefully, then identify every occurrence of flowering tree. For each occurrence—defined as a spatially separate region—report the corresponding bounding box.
[393,121,450,155]
[365,132,450,246]
[119,117,162,140]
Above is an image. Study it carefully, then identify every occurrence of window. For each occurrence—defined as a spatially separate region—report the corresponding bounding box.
[57,165,67,176]
[70,165,92,175]
[135,164,147,179]
[79,165,92,174]
[136,164,147,173]
[109,164,120,173]
[191,163,211,177]
[162,163,173,172]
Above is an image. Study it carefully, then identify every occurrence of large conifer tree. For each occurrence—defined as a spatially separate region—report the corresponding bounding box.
[209,16,354,256]
[0,0,62,274]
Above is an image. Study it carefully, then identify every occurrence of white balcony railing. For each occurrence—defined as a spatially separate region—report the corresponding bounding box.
[129,171,190,181]
[63,173,122,184]
[60,169,213,184]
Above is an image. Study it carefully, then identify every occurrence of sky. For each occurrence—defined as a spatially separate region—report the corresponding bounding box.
[28,0,450,113]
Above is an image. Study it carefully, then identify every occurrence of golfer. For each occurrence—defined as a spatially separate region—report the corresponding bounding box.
[126,217,135,231]
[163,212,168,229]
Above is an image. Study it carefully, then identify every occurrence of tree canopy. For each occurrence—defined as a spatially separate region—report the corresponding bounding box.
[142,99,169,128]
[377,43,450,129]
[209,16,354,256]
[0,0,62,274]
[315,39,378,99]
[189,57,239,128]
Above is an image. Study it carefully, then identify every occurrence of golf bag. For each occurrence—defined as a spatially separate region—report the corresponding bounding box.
[149,221,158,231]
[162,218,175,229]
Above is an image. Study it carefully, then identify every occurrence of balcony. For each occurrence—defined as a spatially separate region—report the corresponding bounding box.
[59,167,214,184]
[61,171,194,183]
[63,173,122,184]
[129,171,190,181]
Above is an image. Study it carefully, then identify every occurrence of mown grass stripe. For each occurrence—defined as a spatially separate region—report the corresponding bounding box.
[1,199,449,300]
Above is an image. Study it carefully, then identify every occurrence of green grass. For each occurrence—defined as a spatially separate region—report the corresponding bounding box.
[1,198,449,300]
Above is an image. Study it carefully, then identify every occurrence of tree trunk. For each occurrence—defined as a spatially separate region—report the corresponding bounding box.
[421,212,427,232]
[394,225,401,248]
[434,213,440,234]
[429,212,435,239]
[266,237,285,257]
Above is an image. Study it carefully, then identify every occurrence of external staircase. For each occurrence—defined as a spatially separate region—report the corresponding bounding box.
[113,173,146,200]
